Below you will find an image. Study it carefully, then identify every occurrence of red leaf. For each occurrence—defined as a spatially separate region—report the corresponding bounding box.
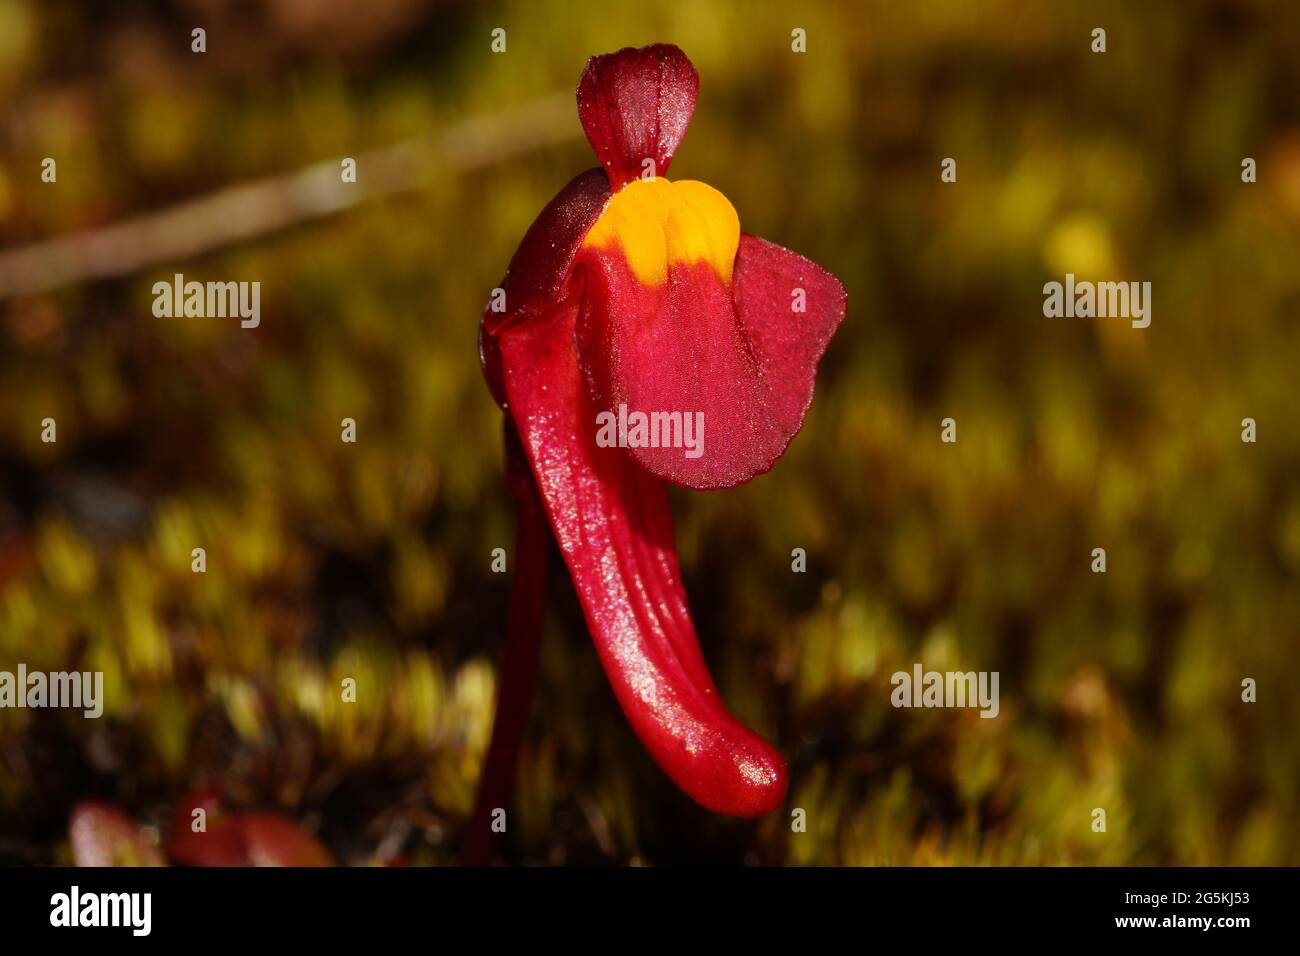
[166,791,333,866]
[166,790,246,867]
[239,812,333,867]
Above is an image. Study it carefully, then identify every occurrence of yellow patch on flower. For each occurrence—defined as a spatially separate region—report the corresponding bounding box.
[582,177,739,286]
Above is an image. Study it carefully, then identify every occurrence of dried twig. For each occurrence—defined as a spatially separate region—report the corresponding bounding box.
[0,93,579,300]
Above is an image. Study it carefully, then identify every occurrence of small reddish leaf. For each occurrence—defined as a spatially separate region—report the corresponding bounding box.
[239,812,333,867]
[166,790,245,867]
[166,791,332,866]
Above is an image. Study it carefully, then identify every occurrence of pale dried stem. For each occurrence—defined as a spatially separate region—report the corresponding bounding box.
[0,93,578,301]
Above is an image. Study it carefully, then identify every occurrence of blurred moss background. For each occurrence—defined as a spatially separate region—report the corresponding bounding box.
[1,0,1298,865]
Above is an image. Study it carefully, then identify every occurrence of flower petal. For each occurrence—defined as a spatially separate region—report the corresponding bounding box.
[577,44,698,190]
[496,296,788,817]
[574,222,846,489]
[732,233,848,445]
[480,168,610,407]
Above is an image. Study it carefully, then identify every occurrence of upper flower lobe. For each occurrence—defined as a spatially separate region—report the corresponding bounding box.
[577,43,699,189]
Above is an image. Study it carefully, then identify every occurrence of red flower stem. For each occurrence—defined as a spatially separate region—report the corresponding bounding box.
[460,426,548,865]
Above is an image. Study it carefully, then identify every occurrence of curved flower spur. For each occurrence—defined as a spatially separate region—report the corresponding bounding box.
[470,44,845,857]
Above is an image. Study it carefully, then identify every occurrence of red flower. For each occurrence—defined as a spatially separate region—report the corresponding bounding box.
[473,44,844,844]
